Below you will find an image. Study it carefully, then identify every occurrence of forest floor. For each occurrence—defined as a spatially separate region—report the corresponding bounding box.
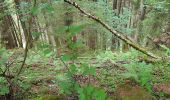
[24,58,170,100]
[1,48,170,100]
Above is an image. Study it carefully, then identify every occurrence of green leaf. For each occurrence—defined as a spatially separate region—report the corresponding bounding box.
[20,82,31,91]
[0,77,6,83]
[0,48,5,55]
[69,42,81,49]
[92,88,106,100]
[40,3,54,13]
[38,43,51,49]
[61,54,71,62]
[31,32,43,38]
[55,26,68,34]
[86,85,94,95]
[69,25,86,36]
[78,85,107,100]
[43,49,52,57]
[59,81,72,95]
[79,90,86,100]
[88,67,96,76]
[70,64,77,74]
[81,64,96,76]
[31,6,40,16]
[0,86,9,95]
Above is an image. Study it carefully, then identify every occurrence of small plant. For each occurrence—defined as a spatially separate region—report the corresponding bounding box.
[56,24,109,100]
[160,45,170,56]
[77,85,107,100]
[58,54,109,100]
[0,77,9,95]
[122,62,153,92]
[96,51,117,62]
[0,47,14,96]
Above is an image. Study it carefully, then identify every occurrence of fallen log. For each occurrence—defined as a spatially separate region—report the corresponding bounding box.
[64,0,161,59]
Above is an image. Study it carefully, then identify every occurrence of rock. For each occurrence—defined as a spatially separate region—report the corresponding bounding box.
[115,84,152,100]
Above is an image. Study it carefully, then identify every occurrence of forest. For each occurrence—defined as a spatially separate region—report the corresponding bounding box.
[0,0,170,100]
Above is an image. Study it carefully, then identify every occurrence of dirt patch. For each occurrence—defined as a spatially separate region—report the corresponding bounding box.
[73,75,99,86]
[115,84,152,100]
[153,83,170,95]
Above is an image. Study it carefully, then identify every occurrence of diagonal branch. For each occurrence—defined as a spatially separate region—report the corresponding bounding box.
[64,0,161,59]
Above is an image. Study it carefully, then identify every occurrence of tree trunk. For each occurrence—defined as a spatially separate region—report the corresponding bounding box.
[14,0,33,48]
[0,1,17,49]
[113,0,117,10]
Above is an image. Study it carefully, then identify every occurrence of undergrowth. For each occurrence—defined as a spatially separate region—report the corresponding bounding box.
[1,45,170,99]
[96,49,170,98]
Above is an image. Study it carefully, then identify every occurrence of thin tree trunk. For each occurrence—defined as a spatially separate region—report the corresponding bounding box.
[117,0,122,15]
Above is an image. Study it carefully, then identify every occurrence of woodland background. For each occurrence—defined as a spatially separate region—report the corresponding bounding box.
[0,0,170,100]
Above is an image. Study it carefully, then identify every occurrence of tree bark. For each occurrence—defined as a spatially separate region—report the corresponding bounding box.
[113,0,117,10]
[14,0,33,48]
[117,0,122,15]
[0,0,17,49]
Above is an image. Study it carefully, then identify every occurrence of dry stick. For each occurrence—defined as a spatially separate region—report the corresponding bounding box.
[64,0,161,59]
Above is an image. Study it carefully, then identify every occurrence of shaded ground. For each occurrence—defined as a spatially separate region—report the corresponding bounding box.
[1,49,170,100]
[16,59,151,100]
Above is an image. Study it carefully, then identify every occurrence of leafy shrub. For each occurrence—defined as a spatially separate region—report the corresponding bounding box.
[96,51,117,62]
[55,23,109,99]
[77,85,108,100]
[122,62,153,91]
[0,47,13,95]
[96,49,140,63]
[0,77,9,95]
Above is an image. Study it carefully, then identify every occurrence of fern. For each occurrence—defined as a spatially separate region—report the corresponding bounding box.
[122,62,153,91]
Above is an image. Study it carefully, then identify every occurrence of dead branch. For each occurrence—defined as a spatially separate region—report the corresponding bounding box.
[64,0,161,59]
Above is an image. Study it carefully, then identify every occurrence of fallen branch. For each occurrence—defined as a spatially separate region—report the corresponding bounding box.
[64,0,161,59]
[139,56,170,63]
